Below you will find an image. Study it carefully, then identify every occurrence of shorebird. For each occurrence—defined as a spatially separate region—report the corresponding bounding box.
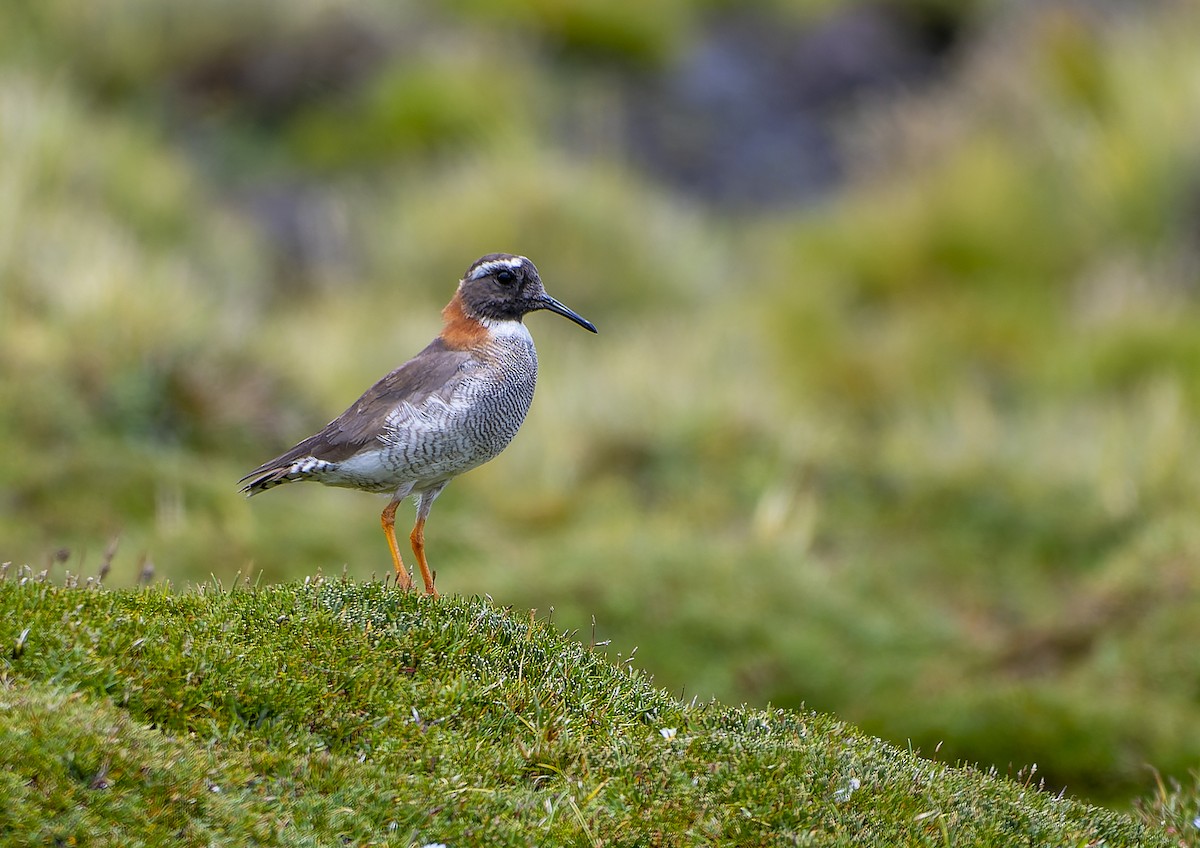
[240,253,596,597]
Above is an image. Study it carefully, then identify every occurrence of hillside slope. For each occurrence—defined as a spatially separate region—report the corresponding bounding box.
[0,576,1169,846]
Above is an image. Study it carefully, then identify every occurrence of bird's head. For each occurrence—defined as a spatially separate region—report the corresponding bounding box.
[458,254,597,333]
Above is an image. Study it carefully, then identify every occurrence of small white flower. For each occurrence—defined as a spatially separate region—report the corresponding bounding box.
[833,777,861,803]
[659,727,677,740]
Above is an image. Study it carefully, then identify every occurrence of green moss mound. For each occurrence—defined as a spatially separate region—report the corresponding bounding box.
[0,577,1168,846]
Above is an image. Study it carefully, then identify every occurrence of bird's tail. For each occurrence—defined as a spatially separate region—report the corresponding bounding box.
[239,447,334,496]
[238,464,294,496]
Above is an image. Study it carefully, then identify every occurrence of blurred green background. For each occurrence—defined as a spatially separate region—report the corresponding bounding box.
[3,0,1199,808]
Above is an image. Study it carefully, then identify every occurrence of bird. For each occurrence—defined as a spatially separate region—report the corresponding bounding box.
[240,253,597,597]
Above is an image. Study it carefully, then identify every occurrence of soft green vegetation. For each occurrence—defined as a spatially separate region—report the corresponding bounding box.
[0,576,1178,846]
[2,0,1200,817]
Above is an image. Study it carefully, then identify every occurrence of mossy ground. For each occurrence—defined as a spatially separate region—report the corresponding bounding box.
[0,575,1179,847]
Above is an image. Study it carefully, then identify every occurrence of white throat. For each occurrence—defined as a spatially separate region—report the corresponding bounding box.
[479,317,534,343]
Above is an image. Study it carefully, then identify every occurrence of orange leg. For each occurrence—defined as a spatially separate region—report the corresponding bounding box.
[409,517,439,598]
[381,499,414,591]
[410,486,445,597]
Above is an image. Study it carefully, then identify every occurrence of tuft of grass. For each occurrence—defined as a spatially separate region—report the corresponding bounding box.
[0,576,1171,846]
[1135,771,1200,848]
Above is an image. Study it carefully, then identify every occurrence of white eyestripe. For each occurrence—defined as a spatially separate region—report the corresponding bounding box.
[467,255,528,281]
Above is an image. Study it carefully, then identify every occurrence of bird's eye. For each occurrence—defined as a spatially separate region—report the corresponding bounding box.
[496,270,515,284]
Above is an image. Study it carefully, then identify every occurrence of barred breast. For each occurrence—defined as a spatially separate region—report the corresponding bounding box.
[378,322,538,484]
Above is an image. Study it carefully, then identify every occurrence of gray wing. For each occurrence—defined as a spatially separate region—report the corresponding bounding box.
[240,338,473,493]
